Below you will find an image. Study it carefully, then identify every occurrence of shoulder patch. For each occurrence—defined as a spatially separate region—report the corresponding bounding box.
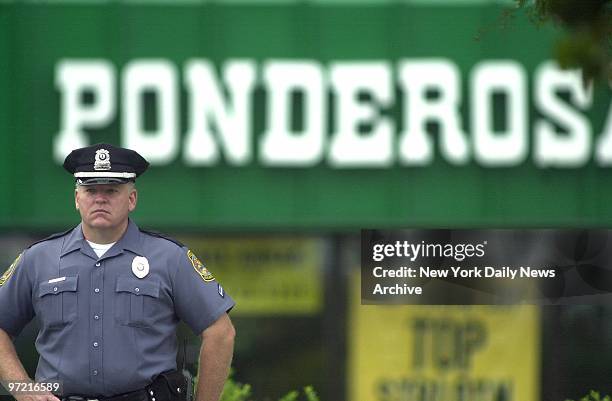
[0,253,22,286]
[139,229,185,248]
[187,249,215,282]
[26,228,74,249]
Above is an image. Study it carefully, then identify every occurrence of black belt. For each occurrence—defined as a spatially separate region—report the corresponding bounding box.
[62,388,148,401]
[60,370,187,401]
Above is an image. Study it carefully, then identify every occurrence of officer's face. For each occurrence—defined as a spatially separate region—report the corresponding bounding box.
[75,184,137,230]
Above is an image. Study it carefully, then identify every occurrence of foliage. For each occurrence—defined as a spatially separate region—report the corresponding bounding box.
[219,372,320,401]
[516,0,611,82]
[565,390,612,401]
[482,0,611,82]
[219,372,252,401]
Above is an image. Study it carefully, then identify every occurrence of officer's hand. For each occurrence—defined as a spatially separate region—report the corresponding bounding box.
[14,392,61,401]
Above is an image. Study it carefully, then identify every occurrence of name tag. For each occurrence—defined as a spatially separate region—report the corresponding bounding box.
[48,277,66,284]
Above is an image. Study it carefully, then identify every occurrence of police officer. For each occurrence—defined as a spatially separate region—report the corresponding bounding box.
[0,144,235,401]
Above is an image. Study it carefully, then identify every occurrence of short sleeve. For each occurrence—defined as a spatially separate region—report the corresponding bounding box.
[171,247,235,335]
[0,251,35,337]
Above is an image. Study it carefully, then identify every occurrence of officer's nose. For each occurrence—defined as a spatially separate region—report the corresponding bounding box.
[94,193,109,203]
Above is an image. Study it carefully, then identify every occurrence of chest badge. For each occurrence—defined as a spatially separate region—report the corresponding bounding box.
[132,256,150,279]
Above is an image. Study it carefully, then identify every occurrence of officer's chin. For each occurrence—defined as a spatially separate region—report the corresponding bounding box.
[90,213,111,220]
[87,215,114,227]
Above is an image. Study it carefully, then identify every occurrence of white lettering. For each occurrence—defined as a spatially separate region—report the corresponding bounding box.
[259,61,325,166]
[534,62,592,167]
[595,80,612,165]
[373,283,422,295]
[329,62,393,167]
[122,60,179,164]
[472,61,528,166]
[54,60,115,163]
[184,60,256,165]
[53,58,611,169]
[398,59,468,165]
[419,267,449,278]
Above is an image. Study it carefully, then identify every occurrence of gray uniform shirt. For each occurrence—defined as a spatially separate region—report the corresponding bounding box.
[0,219,235,397]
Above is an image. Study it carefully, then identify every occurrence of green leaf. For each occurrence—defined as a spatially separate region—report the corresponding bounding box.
[304,386,320,401]
[278,390,299,401]
[220,373,252,401]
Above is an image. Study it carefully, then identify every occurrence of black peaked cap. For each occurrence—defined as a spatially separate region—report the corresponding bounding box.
[63,143,149,185]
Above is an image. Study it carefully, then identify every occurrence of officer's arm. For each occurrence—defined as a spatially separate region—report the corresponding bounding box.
[195,313,235,401]
[0,328,30,382]
[0,328,60,401]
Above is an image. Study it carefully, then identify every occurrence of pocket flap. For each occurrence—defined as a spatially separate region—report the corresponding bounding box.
[116,276,160,298]
[39,276,78,297]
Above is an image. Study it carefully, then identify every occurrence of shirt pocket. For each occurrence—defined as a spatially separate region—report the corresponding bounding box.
[115,275,161,328]
[37,276,79,328]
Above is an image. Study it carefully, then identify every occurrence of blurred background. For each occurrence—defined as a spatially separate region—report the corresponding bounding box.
[1,0,611,400]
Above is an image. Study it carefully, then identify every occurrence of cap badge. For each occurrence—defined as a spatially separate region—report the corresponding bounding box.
[132,256,150,279]
[94,149,111,171]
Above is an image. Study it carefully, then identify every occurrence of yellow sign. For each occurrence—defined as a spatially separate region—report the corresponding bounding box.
[349,274,540,401]
[177,237,324,315]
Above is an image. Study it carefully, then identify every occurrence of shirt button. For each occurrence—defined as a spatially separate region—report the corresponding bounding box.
[94,315,100,320]
[134,287,140,293]
[92,370,98,376]
[94,288,100,293]
[53,287,58,292]
[93,342,99,348]
[95,262,101,267]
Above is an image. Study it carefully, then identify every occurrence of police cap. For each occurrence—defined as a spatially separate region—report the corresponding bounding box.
[63,143,149,186]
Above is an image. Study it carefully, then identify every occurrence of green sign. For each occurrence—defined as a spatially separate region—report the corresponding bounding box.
[1,1,611,229]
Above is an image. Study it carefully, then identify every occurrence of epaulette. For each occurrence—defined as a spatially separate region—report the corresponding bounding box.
[139,228,185,248]
[26,227,75,249]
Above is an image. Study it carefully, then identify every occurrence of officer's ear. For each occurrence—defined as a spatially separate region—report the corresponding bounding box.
[74,187,80,210]
[128,184,137,212]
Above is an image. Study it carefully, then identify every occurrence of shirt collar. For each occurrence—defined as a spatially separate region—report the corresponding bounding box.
[114,218,144,256]
[60,224,86,257]
[60,219,143,258]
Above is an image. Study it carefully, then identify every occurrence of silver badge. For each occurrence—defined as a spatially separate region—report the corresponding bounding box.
[132,256,149,279]
[94,149,111,171]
